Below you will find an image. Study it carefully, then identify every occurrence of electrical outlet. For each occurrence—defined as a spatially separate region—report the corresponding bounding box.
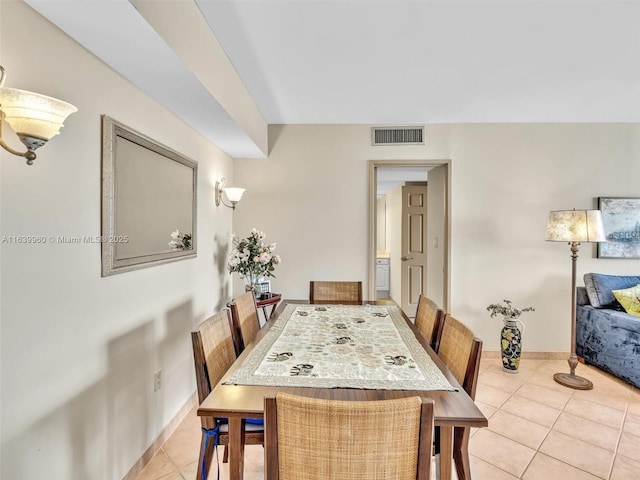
[154,369,162,392]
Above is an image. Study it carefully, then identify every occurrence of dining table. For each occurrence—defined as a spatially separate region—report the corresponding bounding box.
[198,300,487,480]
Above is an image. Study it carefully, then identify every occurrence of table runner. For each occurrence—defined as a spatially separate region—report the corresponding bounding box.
[225,303,455,391]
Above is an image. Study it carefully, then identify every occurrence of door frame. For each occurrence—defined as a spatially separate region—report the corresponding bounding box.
[367,159,451,311]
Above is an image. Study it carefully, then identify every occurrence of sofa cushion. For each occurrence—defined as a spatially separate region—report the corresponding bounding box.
[576,286,590,306]
[612,284,640,317]
[584,273,640,308]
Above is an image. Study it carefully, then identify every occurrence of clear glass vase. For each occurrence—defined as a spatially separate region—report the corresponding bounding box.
[244,271,261,295]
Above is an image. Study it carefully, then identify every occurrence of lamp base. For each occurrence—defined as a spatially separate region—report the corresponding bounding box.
[553,372,593,390]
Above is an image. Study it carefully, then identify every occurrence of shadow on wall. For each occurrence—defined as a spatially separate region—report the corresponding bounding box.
[160,300,196,420]
[213,233,231,312]
[1,319,155,479]
[107,321,155,478]
[2,301,197,480]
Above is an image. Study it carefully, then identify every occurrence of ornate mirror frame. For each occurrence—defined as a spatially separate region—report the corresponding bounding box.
[101,115,197,276]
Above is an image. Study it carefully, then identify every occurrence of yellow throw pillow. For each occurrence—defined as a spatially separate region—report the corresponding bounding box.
[612,284,640,317]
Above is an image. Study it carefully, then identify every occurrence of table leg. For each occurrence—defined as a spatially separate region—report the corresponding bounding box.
[438,425,453,480]
[260,305,277,324]
[228,418,245,480]
[453,426,472,480]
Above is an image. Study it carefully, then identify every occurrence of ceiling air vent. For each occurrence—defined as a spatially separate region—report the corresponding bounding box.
[371,126,424,146]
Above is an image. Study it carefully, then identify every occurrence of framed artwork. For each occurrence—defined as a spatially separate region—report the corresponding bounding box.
[597,197,640,259]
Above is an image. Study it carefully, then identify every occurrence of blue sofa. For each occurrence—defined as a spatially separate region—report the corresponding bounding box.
[576,273,640,388]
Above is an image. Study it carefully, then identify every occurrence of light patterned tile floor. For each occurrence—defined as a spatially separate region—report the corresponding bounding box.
[135,358,639,480]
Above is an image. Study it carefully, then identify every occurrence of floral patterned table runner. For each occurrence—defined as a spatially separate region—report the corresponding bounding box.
[225,303,455,391]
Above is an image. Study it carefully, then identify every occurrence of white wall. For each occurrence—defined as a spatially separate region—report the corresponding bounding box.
[234,124,640,354]
[375,196,386,254]
[386,185,403,305]
[1,2,234,478]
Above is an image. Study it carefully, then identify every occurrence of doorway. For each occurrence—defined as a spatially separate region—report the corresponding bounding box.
[367,160,451,316]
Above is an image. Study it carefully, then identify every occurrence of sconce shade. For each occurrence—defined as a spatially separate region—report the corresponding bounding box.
[223,187,245,203]
[0,87,78,141]
[546,209,606,243]
[214,178,245,209]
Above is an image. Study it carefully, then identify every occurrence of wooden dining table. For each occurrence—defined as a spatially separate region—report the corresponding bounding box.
[198,300,487,480]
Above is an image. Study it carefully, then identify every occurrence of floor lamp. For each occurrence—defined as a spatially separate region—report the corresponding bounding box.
[546,209,606,390]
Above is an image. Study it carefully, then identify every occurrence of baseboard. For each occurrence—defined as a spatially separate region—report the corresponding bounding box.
[482,351,569,360]
[122,391,198,480]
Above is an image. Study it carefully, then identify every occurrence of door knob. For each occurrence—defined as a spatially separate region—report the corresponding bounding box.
[401,256,414,261]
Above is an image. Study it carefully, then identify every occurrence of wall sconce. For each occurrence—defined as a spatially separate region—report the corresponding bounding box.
[0,66,78,165]
[215,178,245,210]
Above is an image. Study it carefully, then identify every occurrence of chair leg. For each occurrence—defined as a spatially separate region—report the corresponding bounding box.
[433,426,440,454]
[453,427,472,480]
[433,427,440,480]
[433,426,440,479]
[222,445,229,463]
[197,430,217,480]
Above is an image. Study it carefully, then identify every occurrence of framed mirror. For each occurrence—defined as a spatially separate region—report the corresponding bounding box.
[101,115,197,276]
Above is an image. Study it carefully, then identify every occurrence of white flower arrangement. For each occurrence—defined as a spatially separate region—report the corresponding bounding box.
[227,228,281,287]
[169,229,192,250]
[486,300,535,320]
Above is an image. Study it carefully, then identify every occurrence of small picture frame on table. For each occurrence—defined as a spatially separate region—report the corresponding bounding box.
[257,281,272,298]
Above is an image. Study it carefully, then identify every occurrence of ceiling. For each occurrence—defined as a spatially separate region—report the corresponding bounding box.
[25,0,640,158]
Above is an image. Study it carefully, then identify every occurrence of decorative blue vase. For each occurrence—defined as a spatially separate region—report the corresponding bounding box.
[501,318,523,373]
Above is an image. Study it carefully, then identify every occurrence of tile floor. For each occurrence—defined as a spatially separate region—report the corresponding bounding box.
[135,358,640,480]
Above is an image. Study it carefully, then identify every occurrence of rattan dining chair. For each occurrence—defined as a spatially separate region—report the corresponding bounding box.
[437,313,483,480]
[229,291,261,355]
[191,309,264,480]
[264,393,434,480]
[414,294,445,352]
[309,281,363,304]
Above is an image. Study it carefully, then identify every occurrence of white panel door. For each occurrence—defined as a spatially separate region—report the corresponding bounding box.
[401,185,427,317]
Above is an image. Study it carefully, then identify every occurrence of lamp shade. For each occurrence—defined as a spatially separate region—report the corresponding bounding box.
[223,187,245,203]
[0,87,77,140]
[546,209,606,243]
